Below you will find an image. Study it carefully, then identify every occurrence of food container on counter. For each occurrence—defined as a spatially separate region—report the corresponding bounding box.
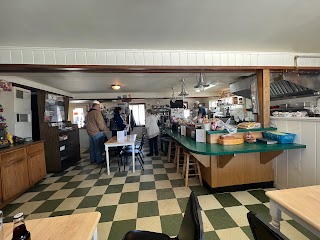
[263,131,296,144]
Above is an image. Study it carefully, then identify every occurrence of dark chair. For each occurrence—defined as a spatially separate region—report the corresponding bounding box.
[121,136,145,171]
[122,192,204,240]
[247,211,289,240]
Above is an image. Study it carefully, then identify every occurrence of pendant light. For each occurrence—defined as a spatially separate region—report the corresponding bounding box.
[194,73,210,92]
[178,79,189,99]
[171,87,176,103]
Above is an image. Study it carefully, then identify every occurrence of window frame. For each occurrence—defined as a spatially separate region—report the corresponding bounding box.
[129,103,146,127]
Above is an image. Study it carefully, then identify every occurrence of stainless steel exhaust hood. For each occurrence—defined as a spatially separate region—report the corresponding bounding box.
[230,73,320,100]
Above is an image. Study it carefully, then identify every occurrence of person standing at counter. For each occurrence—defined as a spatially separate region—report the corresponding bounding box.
[145,109,160,157]
[111,107,127,137]
[86,103,108,164]
[195,101,207,120]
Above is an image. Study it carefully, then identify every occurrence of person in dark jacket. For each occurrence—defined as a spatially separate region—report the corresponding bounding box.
[112,107,127,137]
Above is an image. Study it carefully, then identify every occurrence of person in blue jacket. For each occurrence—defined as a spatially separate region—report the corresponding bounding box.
[111,107,127,137]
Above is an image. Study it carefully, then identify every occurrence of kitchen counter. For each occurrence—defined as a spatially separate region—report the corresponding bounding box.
[165,129,306,155]
[271,116,320,122]
[0,140,45,154]
[206,127,277,135]
[164,129,306,192]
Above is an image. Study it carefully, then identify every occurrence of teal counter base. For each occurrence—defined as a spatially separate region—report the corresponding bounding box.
[203,180,274,194]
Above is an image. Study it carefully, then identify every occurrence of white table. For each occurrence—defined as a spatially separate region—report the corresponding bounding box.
[266,185,320,237]
[3,212,101,240]
[104,134,137,175]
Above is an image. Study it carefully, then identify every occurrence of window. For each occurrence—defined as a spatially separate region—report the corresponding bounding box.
[129,104,145,126]
[73,108,85,128]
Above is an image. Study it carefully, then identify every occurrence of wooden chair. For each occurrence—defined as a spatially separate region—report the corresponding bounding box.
[182,151,203,187]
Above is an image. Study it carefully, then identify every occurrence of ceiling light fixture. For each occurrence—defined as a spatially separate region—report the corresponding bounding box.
[111,84,121,90]
[171,87,176,103]
[178,79,189,99]
[195,84,216,92]
[194,73,211,92]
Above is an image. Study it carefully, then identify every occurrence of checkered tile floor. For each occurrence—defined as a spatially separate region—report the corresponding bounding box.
[2,148,318,240]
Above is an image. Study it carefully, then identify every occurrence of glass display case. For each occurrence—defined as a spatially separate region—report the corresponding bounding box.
[44,93,66,122]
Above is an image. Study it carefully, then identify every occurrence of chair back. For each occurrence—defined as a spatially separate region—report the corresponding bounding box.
[138,134,145,151]
[177,192,204,240]
[247,211,288,240]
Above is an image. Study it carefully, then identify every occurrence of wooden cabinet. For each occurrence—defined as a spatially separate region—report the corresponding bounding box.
[27,143,46,186]
[1,149,29,202]
[0,141,46,206]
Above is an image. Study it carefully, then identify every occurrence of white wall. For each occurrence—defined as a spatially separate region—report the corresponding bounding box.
[271,117,320,189]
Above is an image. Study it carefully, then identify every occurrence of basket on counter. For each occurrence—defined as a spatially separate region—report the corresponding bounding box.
[263,131,296,144]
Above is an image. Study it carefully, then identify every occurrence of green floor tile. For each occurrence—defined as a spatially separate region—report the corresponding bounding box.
[241,226,254,240]
[153,164,164,169]
[157,189,176,200]
[3,216,14,223]
[143,160,152,164]
[109,220,136,240]
[287,220,319,240]
[154,174,169,181]
[33,199,64,213]
[205,208,238,230]
[61,181,82,189]
[248,189,270,203]
[85,174,100,180]
[214,193,242,207]
[119,192,139,204]
[52,172,68,177]
[77,196,103,209]
[50,210,74,217]
[170,179,185,188]
[189,186,210,196]
[125,176,140,183]
[137,201,159,218]
[30,191,56,201]
[140,169,154,175]
[152,156,161,160]
[55,176,74,183]
[96,205,117,222]
[2,203,23,217]
[139,181,156,190]
[79,169,94,175]
[177,197,189,213]
[166,168,177,173]
[106,184,124,193]
[72,166,85,170]
[114,171,128,177]
[69,188,91,197]
[245,204,270,217]
[160,214,183,237]
[204,231,220,240]
[94,178,111,186]
[28,183,51,192]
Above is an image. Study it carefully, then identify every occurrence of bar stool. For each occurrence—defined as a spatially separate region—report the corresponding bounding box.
[167,139,176,162]
[174,145,184,173]
[182,151,203,187]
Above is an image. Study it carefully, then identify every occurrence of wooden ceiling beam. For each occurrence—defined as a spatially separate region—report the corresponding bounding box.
[0,64,320,73]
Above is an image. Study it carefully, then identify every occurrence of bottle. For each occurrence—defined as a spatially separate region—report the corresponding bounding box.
[0,211,4,240]
[12,213,30,240]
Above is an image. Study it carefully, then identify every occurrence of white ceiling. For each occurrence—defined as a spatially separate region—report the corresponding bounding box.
[6,72,253,93]
[1,0,320,52]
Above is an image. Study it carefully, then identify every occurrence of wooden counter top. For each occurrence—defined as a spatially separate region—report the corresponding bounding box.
[165,129,306,156]
[3,212,101,240]
[0,140,44,154]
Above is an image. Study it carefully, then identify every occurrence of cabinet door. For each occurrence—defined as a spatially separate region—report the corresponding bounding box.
[28,151,46,186]
[1,155,29,202]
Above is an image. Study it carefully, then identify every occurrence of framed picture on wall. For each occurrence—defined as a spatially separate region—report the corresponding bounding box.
[183,102,188,109]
